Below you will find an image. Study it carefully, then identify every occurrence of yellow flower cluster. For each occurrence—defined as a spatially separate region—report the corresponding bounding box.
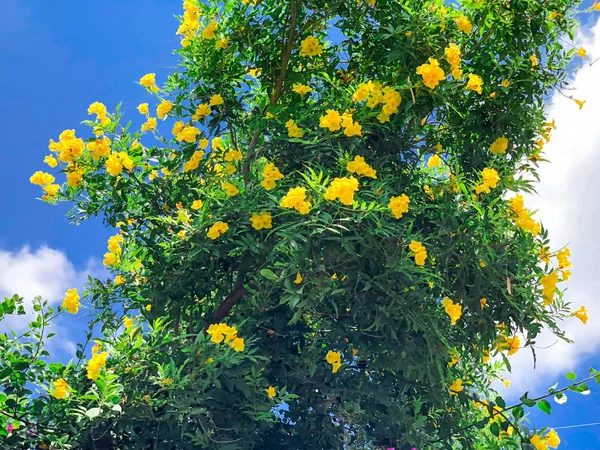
[416,58,445,90]
[324,177,359,206]
[530,429,560,450]
[346,156,376,178]
[177,0,200,46]
[299,36,323,57]
[474,168,500,195]
[261,163,284,190]
[88,137,111,160]
[409,241,427,266]
[388,194,410,219]
[556,248,571,270]
[50,378,70,399]
[286,119,304,138]
[104,234,124,267]
[489,137,508,155]
[444,43,463,79]
[105,151,135,176]
[541,271,559,306]
[442,297,462,325]
[62,288,80,314]
[280,187,311,214]
[87,351,109,380]
[207,323,245,352]
[448,349,459,367]
[157,100,173,119]
[427,154,442,168]
[207,221,229,240]
[88,102,110,126]
[574,306,588,324]
[454,15,473,33]
[49,129,85,163]
[319,109,343,131]
[175,124,201,143]
[66,165,85,188]
[141,117,157,132]
[222,181,240,197]
[508,195,541,235]
[466,74,483,94]
[497,333,520,356]
[325,350,342,373]
[183,150,205,172]
[192,104,212,121]
[30,171,60,201]
[353,82,402,123]
[250,212,273,230]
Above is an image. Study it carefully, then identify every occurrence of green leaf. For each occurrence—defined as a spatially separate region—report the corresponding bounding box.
[259,269,279,281]
[537,399,552,415]
[494,396,506,409]
[565,372,577,381]
[85,407,101,419]
[512,405,524,420]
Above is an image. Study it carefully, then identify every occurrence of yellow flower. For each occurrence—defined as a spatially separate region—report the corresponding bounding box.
[573,98,586,110]
[103,252,119,267]
[502,79,509,88]
[123,317,134,329]
[300,36,323,57]
[43,155,58,168]
[210,94,224,106]
[293,83,312,96]
[319,109,343,131]
[192,103,212,121]
[343,121,362,137]
[448,379,463,395]
[202,19,218,39]
[216,37,229,48]
[502,378,511,388]
[544,429,560,448]
[139,73,158,91]
[294,272,303,284]
[448,349,459,367]
[265,386,277,398]
[87,137,112,160]
[498,335,520,356]
[346,156,376,178]
[530,54,539,68]
[416,58,445,90]
[324,177,359,206]
[576,47,587,58]
[107,234,124,253]
[409,240,427,266]
[230,337,245,352]
[145,304,152,311]
[454,15,472,33]
[541,272,559,306]
[574,306,588,324]
[250,212,273,230]
[427,154,442,168]
[489,137,508,155]
[137,103,149,115]
[49,129,85,162]
[207,221,229,240]
[66,166,85,188]
[466,74,483,94]
[280,187,311,214]
[530,434,548,450]
[353,83,370,102]
[222,182,240,197]
[191,199,204,210]
[50,378,70,399]
[261,163,284,190]
[114,275,125,286]
[175,125,201,143]
[474,168,500,195]
[157,101,173,119]
[141,117,157,132]
[442,297,462,325]
[62,288,80,314]
[388,194,410,219]
[325,350,342,373]
[444,43,461,69]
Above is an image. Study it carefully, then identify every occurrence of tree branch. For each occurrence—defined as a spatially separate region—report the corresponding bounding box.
[204,271,248,330]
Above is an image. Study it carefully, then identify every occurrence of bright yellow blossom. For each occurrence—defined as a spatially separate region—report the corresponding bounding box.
[388,194,410,219]
[449,379,463,395]
[207,222,229,240]
[466,74,483,94]
[265,386,276,398]
[324,177,359,206]
[210,94,224,106]
[409,240,427,266]
[416,58,445,89]
[157,101,173,119]
[454,15,472,33]
[51,378,70,399]
[489,137,508,155]
[326,350,342,373]
[250,212,272,230]
[574,306,588,324]
[293,84,312,96]
[300,36,323,57]
[62,288,80,314]
[280,187,311,214]
[442,297,462,325]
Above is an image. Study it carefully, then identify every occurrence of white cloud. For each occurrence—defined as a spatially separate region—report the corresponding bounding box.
[0,245,100,356]
[501,17,600,395]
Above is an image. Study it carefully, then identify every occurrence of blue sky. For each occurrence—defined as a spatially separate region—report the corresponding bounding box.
[0,0,599,447]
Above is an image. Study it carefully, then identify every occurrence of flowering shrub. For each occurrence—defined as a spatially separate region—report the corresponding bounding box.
[2,0,599,448]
